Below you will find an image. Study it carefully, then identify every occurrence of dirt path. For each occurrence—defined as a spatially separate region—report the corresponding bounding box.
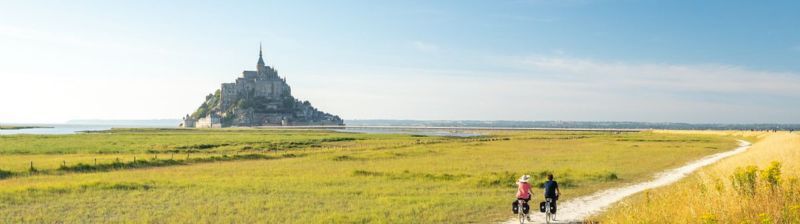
[503,140,751,224]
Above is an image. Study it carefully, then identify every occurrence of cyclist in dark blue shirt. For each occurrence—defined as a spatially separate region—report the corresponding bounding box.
[543,174,560,219]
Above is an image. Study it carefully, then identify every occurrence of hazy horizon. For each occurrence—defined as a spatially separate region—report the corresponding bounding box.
[2,1,799,124]
[3,118,798,126]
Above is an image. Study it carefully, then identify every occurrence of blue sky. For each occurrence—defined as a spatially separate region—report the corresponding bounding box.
[1,0,799,123]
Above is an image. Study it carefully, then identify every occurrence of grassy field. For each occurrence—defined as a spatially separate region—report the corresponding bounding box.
[596,131,800,223]
[0,129,738,223]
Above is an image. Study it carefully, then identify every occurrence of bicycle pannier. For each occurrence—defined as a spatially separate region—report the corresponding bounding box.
[521,203,530,214]
[512,201,519,214]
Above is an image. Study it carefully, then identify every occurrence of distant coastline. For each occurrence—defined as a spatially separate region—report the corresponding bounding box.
[0,125,53,130]
[345,119,800,131]
[0,120,178,135]
[2,119,797,133]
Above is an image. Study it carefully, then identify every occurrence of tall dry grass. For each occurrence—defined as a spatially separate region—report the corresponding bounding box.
[597,131,800,223]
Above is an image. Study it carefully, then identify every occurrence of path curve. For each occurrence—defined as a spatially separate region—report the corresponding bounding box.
[503,140,751,224]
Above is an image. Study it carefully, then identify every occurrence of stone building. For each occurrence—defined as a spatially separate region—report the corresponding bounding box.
[180,46,344,128]
[194,114,222,128]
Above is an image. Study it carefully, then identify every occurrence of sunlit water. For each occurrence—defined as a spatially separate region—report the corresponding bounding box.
[0,124,171,135]
[336,127,481,137]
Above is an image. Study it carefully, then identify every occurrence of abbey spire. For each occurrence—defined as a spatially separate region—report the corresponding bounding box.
[257,43,267,74]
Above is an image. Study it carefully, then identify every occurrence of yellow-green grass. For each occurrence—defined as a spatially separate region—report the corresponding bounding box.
[0,128,364,154]
[596,131,800,223]
[0,152,278,173]
[0,129,737,223]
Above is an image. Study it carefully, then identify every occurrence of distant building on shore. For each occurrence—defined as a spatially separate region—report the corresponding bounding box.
[180,45,344,128]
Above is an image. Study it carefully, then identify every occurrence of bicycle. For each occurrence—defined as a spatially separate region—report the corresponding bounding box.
[517,199,529,224]
[544,198,554,224]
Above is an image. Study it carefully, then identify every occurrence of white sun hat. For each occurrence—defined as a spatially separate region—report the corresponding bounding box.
[519,175,530,182]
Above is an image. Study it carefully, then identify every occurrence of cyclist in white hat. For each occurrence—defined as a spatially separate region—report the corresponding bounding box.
[514,174,533,220]
[517,174,532,201]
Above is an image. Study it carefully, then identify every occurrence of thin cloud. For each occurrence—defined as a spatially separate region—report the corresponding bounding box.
[291,62,800,123]
[410,41,441,53]
[517,56,800,96]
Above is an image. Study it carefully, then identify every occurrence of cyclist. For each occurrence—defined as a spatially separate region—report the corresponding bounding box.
[543,174,560,220]
[515,175,532,220]
[517,174,532,199]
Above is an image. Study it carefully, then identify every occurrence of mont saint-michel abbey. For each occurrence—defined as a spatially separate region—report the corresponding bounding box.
[180,46,344,128]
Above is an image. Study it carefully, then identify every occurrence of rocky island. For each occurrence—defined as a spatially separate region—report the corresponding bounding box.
[180,46,344,128]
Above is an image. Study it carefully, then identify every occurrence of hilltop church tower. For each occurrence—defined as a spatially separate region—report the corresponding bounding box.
[257,43,267,75]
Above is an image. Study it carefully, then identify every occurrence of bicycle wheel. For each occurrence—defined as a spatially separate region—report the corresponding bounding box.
[545,204,551,224]
[545,212,551,224]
